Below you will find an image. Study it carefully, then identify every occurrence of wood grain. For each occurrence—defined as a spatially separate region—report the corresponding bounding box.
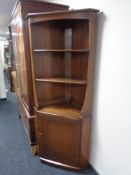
[28,9,99,170]
[38,103,81,118]
[11,0,69,146]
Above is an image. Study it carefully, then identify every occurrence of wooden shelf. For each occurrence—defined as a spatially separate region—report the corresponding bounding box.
[38,104,81,118]
[35,78,87,85]
[33,49,89,53]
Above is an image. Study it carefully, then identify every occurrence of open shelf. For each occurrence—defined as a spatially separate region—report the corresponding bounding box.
[38,103,81,118]
[35,78,87,85]
[33,49,89,53]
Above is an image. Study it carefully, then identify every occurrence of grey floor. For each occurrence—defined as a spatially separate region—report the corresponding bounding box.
[0,77,96,175]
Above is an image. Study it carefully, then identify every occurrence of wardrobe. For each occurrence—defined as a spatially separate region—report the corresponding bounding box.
[10,0,69,154]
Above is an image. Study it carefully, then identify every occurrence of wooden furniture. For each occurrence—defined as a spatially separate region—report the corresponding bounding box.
[27,9,99,169]
[11,70,17,94]
[10,0,69,153]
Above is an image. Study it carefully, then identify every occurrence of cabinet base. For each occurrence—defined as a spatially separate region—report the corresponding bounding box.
[40,157,84,171]
[31,145,37,155]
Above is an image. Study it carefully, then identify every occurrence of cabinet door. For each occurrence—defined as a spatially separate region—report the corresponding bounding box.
[12,17,28,106]
[36,114,81,167]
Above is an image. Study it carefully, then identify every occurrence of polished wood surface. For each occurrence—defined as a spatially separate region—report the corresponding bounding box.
[27,9,99,24]
[12,0,69,19]
[28,9,99,169]
[40,158,81,170]
[35,78,87,85]
[33,49,89,52]
[11,0,69,146]
[29,19,89,110]
[17,90,36,145]
[38,103,81,118]
[36,113,81,167]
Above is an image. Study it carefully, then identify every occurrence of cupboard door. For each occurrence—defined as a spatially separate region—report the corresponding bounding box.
[12,23,28,105]
[36,113,81,167]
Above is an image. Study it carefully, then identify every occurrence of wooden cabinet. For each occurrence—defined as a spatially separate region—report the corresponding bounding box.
[36,113,82,168]
[27,9,99,169]
[10,0,69,151]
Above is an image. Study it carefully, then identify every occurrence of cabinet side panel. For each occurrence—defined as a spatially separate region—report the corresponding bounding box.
[11,8,29,110]
[82,14,97,116]
[80,117,91,168]
[71,53,88,108]
[71,20,89,109]
[18,92,36,145]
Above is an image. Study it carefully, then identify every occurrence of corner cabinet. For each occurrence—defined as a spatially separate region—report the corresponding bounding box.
[10,0,69,153]
[27,9,99,169]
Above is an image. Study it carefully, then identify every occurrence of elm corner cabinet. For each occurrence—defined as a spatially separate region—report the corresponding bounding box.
[27,9,99,170]
[10,0,69,154]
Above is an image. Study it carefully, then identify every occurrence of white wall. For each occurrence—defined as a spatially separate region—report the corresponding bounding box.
[0,40,7,99]
[44,0,131,174]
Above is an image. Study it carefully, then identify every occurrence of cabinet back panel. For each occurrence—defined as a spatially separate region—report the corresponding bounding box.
[31,19,89,110]
[33,53,88,80]
[31,20,89,49]
[71,85,86,109]
[32,22,64,49]
[35,82,86,109]
[33,53,65,78]
[36,82,65,106]
[72,20,89,49]
[71,53,88,79]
